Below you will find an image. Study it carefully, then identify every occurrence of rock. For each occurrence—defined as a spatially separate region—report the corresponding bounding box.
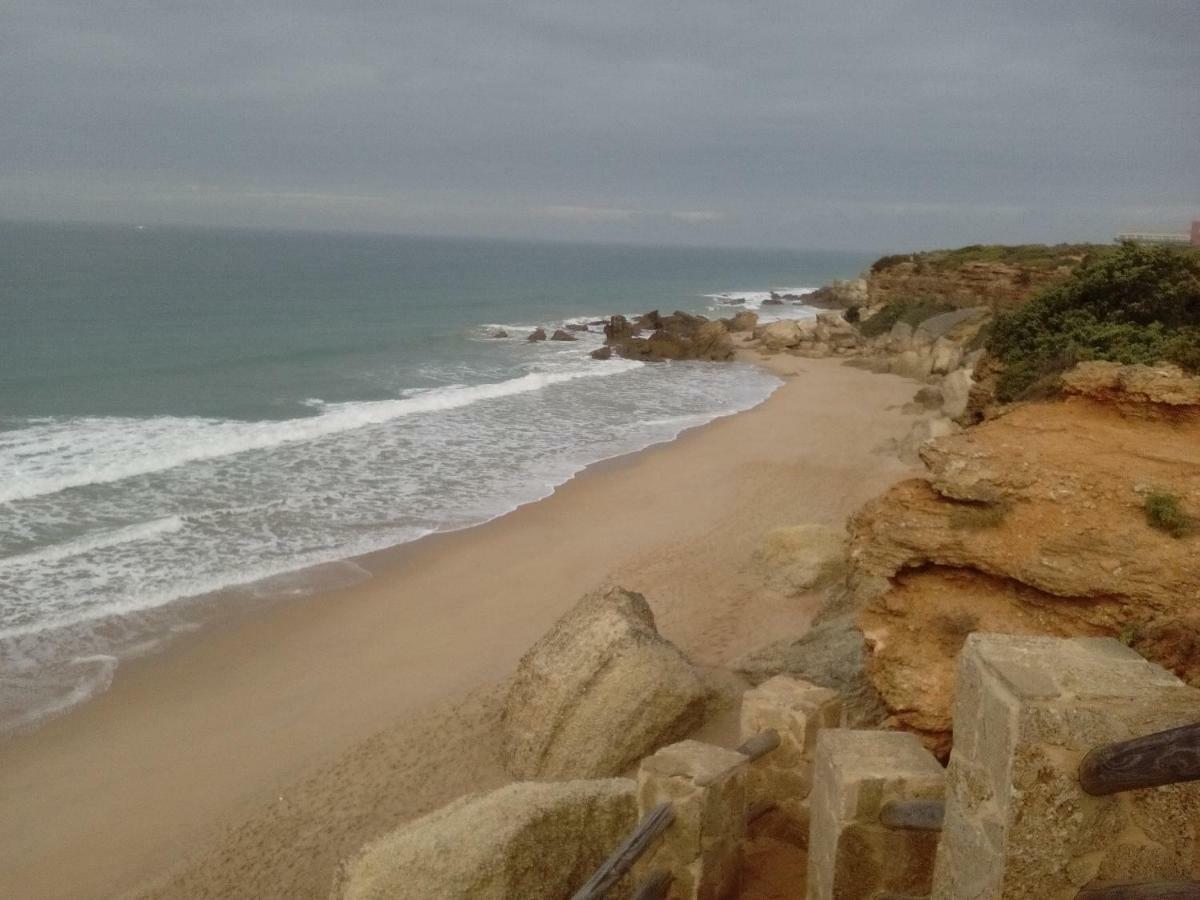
[332,780,637,900]
[753,524,847,593]
[550,329,577,342]
[886,321,914,353]
[590,346,613,360]
[725,310,759,333]
[762,297,784,306]
[527,327,547,342]
[939,368,973,420]
[912,307,989,342]
[890,416,959,465]
[911,385,944,411]
[486,328,509,339]
[850,372,1200,752]
[603,315,637,342]
[758,320,803,351]
[635,310,663,331]
[803,279,869,309]
[609,313,733,362]
[501,586,710,779]
[890,348,934,380]
[1062,361,1200,418]
[733,611,886,728]
[565,322,589,332]
[929,337,962,375]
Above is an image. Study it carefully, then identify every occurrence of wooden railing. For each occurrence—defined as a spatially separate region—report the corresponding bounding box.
[1075,721,1200,899]
[570,730,781,900]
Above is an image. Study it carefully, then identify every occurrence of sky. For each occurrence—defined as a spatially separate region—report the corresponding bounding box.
[2,1,1198,251]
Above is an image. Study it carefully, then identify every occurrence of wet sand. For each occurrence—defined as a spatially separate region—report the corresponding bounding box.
[0,354,921,899]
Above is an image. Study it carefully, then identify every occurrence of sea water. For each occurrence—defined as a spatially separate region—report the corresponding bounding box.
[0,221,871,732]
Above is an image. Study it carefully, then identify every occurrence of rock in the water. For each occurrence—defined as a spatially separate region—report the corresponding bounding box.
[565,322,589,332]
[607,312,733,362]
[590,346,613,360]
[527,327,547,342]
[550,329,577,342]
[603,315,637,342]
[333,780,637,900]
[486,328,509,339]
[762,297,784,306]
[753,524,847,593]
[501,586,710,779]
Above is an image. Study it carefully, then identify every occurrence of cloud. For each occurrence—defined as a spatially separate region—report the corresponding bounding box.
[535,205,637,223]
[670,210,725,224]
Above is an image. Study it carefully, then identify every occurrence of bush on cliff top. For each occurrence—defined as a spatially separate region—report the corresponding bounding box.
[987,242,1200,401]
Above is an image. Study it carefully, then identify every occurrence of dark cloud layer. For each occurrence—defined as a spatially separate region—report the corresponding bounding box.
[2,1,1197,249]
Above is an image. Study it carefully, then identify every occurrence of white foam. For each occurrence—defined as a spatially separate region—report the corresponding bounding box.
[0,517,184,572]
[0,362,643,504]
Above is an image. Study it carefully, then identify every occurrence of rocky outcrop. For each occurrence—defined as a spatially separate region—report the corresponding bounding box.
[723,310,758,333]
[850,364,1200,754]
[550,329,577,342]
[590,346,613,361]
[607,311,735,362]
[868,259,1075,313]
[752,312,861,358]
[501,586,710,779]
[528,327,547,342]
[332,779,636,900]
[803,279,869,310]
[753,524,847,594]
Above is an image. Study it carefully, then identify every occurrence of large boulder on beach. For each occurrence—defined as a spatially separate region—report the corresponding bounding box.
[758,320,803,351]
[501,586,710,779]
[332,779,637,900]
[725,310,758,333]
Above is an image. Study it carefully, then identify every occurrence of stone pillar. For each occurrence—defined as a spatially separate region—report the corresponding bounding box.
[739,675,841,838]
[808,729,945,900]
[636,740,748,900]
[932,634,1200,900]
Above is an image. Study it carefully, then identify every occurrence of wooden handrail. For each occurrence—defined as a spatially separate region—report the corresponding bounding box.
[1078,721,1200,796]
[878,799,944,831]
[630,870,672,900]
[1076,880,1200,899]
[570,803,674,900]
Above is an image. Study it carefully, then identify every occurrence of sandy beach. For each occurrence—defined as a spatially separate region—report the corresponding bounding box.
[0,355,921,900]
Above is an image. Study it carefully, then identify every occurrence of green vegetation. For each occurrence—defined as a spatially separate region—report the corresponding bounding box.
[949,502,1008,530]
[1144,491,1196,539]
[870,253,914,273]
[867,243,1104,276]
[856,298,956,337]
[986,242,1200,401]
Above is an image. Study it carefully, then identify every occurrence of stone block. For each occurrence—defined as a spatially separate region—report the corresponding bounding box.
[637,740,749,900]
[932,634,1200,900]
[808,729,945,900]
[740,676,841,837]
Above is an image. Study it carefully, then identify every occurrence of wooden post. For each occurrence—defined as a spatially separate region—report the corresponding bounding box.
[1078,721,1200,796]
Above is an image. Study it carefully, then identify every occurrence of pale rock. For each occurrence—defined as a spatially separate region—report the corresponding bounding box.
[753,524,847,593]
[758,320,803,351]
[940,368,974,420]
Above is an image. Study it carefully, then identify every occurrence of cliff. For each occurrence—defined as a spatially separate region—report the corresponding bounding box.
[849,362,1200,755]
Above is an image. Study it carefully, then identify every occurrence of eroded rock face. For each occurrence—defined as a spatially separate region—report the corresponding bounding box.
[501,586,710,779]
[332,779,636,900]
[1062,361,1200,419]
[850,365,1200,754]
[606,311,734,361]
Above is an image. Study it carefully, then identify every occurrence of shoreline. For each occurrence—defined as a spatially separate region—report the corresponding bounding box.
[0,354,923,900]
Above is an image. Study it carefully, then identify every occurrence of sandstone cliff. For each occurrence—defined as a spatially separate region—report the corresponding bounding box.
[850,363,1200,756]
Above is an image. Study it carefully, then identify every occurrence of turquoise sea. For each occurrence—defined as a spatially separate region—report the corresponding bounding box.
[0,221,871,731]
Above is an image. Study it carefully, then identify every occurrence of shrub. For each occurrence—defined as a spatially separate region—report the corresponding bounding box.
[949,502,1008,530]
[987,242,1200,401]
[870,253,912,273]
[1144,491,1195,538]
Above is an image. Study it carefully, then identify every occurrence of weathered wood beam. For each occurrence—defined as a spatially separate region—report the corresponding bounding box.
[878,798,945,831]
[1076,880,1200,899]
[1078,721,1200,796]
[570,803,674,900]
[630,870,672,900]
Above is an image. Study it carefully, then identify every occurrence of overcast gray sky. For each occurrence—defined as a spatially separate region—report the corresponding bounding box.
[2,1,1197,250]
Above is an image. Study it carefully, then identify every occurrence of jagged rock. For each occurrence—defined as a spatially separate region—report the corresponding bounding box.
[501,586,710,779]
[850,367,1200,752]
[753,524,847,593]
[733,612,885,728]
[590,346,612,361]
[604,315,637,342]
[1062,361,1200,418]
[725,310,758,333]
[332,780,637,900]
[527,327,547,342]
[550,329,577,342]
[611,314,733,362]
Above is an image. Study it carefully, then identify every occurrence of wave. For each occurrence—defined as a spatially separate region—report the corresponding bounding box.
[0,516,184,571]
[0,361,643,504]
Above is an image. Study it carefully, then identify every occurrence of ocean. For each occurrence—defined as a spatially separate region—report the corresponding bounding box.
[0,221,871,733]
